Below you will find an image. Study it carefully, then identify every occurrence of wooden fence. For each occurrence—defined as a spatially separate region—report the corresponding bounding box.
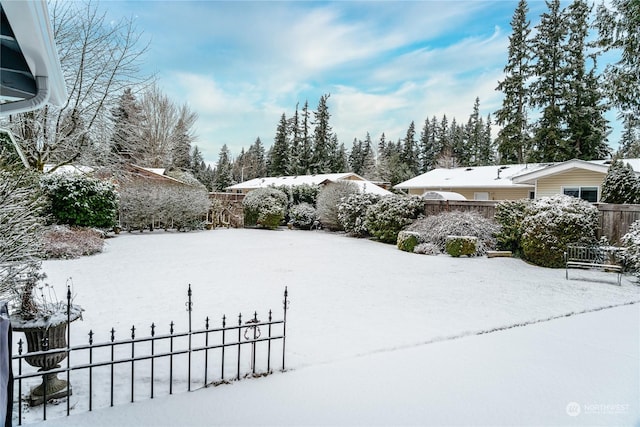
[422,200,640,245]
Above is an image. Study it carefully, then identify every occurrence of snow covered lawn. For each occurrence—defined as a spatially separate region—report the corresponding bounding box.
[16,228,640,425]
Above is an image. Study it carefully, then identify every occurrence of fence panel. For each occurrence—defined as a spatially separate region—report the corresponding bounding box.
[11,286,289,425]
[597,203,640,244]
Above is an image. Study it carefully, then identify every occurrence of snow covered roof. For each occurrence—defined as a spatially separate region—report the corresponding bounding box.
[227,173,360,190]
[44,164,95,174]
[395,163,542,190]
[395,159,640,190]
[421,191,467,200]
[226,172,392,195]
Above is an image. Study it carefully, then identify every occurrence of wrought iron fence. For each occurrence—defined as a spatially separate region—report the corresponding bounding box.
[11,286,289,425]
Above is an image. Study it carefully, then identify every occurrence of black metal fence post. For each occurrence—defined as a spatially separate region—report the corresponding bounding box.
[221,315,226,381]
[186,286,192,392]
[66,286,71,416]
[88,330,93,411]
[110,328,115,407]
[150,323,155,399]
[282,287,289,371]
[130,326,135,403]
[204,317,209,387]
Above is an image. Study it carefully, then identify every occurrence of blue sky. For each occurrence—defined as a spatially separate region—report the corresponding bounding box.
[105,0,621,164]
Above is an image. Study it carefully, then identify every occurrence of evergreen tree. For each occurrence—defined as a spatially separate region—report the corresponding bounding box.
[478,114,495,166]
[563,0,610,160]
[245,137,266,179]
[449,118,465,168]
[214,144,234,191]
[288,103,302,175]
[495,0,532,164]
[361,132,377,178]
[311,94,333,173]
[331,140,349,173]
[619,116,640,158]
[419,117,435,173]
[401,121,419,175]
[171,117,191,170]
[466,97,486,166]
[376,133,392,181]
[110,88,143,167]
[299,100,313,174]
[530,0,568,162]
[595,0,640,121]
[435,115,454,168]
[268,113,290,176]
[349,138,364,174]
[601,159,640,203]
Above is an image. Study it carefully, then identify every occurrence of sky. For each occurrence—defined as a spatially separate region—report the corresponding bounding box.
[103,1,623,165]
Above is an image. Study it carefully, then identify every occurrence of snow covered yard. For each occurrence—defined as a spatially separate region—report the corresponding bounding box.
[15,228,640,425]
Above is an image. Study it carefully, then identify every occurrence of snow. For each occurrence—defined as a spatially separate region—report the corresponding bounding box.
[11,228,640,425]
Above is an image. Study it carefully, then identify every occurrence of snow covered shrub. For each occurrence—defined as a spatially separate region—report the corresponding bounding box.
[119,182,209,231]
[0,171,44,307]
[242,187,287,229]
[494,199,531,255]
[621,220,640,280]
[520,195,598,268]
[289,203,317,229]
[316,181,359,231]
[414,243,440,255]
[397,231,420,252]
[365,195,424,244]
[601,159,640,204]
[275,184,321,208]
[40,173,118,229]
[407,210,498,256]
[337,193,381,237]
[42,225,104,259]
[445,236,478,257]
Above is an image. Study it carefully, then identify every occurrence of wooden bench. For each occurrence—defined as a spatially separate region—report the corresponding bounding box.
[564,244,623,285]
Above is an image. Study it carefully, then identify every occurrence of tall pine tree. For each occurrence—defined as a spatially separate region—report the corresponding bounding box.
[495,0,532,164]
[530,0,568,162]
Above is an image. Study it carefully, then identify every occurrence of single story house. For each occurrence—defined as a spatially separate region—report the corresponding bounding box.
[395,159,640,202]
[226,172,392,196]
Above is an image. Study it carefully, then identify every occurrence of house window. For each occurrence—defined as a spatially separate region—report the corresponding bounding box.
[528,191,535,199]
[563,186,598,203]
[474,192,490,201]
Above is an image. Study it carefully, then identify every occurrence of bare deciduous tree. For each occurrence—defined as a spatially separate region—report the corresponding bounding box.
[3,1,150,172]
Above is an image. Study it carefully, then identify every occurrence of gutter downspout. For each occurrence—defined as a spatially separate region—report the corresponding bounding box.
[0,76,50,116]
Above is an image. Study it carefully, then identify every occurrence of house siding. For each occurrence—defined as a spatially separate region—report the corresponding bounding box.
[535,169,605,200]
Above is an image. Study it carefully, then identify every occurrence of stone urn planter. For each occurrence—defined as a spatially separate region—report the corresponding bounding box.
[11,306,82,405]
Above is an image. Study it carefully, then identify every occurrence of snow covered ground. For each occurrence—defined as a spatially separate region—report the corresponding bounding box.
[13,228,640,425]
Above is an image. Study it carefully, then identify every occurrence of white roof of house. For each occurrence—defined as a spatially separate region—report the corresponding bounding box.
[395,163,543,190]
[226,172,392,195]
[395,159,640,190]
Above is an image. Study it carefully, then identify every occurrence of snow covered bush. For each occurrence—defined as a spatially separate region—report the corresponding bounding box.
[119,182,209,231]
[406,210,498,256]
[365,195,424,244]
[289,203,317,229]
[42,225,104,259]
[40,173,118,229]
[445,236,478,257]
[494,199,531,255]
[397,231,420,252]
[242,187,287,229]
[0,171,45,313]
[316,181,359,231]
[274,184,320,208]
[601,159,640,204]
[520,195,598,268]
[621,220,640,280]
[414,243,440,255]
[337,193,380,237]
